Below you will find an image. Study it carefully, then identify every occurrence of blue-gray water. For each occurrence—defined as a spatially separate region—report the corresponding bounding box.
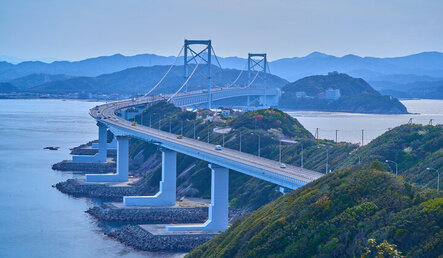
[0,99,442,257]
[0,99,179,258]
[289,99,443,145]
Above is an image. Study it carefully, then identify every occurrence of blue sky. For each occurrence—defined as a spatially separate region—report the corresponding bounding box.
[1,0,442,61]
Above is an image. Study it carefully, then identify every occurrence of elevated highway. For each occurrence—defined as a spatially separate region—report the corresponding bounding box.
[75,87,323,231]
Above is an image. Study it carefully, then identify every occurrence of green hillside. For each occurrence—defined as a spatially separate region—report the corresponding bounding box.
[128,101,357,208]
[280,72,408,114]
[188,162,443,257]
[341,124,443,189]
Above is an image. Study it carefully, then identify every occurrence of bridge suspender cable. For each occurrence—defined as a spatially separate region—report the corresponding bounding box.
[245,70,260,88]
[167,59,201,102]
[143,45,185,97]
[227,63,247,88]
[211,46,224,71]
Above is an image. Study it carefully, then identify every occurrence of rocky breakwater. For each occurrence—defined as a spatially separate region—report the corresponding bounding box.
[52,160,116,172]
[107,225,217,252]
[55,178,149,200]
[87,203,208,224]
[70,144,116,157]
[101,205,252,252]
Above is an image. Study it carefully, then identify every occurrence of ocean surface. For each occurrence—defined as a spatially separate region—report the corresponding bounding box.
[288,99,443,145]
[0,99,182,258]
[0,98,442,257]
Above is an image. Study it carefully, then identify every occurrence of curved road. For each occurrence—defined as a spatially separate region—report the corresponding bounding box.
[91,92,323,189]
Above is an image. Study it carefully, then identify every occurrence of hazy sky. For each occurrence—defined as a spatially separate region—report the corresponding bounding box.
[1,0,442,61]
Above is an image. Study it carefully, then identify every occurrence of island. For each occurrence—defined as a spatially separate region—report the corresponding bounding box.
[279,72,408,114]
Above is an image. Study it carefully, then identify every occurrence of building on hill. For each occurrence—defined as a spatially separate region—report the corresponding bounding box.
[325,88,341,100]
[295,91,307,98]
[279,72,408,114]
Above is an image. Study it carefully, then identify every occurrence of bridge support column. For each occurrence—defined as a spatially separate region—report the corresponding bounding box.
[123,149,177,206]
[167,164,229,231]
[73,123,107,162]
[85,136,128,182]
[92,136,117,149]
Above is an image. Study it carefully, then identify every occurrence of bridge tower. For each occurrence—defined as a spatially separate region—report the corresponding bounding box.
[184,40,212,109]
[248,53,267,80]
[247,53,268,107]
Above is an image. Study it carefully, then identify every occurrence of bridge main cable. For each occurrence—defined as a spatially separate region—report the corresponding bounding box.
[227,62,247,88]
[143,45,185,97]
[168,58,201,102]
[245,70,260,88]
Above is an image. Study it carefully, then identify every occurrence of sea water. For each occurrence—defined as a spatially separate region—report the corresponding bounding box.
[0,99,183,258]
[288,99,443,145]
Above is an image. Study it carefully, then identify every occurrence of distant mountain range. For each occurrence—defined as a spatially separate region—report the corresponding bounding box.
[0,83,20,93]
[24,65,288,95]
[1,51,443,98]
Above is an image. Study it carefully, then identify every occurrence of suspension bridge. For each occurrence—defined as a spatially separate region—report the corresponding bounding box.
[72,40,323,232]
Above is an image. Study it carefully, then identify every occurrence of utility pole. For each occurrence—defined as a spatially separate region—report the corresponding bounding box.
[315,128,319,145]
[348,152,361,165]
[325,148,329,174]
[361,129,364,146]
[239,131,242,152]
[426,168,439,191]
[222,131,225,147]
[279,140,282,164]
[301,142,304,168]
[335,130,338,143]
[193,121,196,139]
[258,134,261,157]
[207,124,210,144]
[385,160,398,175]
[181,120,183,136]
[251,133,261,157]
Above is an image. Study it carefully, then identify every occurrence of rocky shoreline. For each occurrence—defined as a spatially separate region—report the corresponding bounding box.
[107,225,217,252]
[52,160,116,172]
[55,178,151,199]
[87,203,208,224]
[69,140,116,156]
[53,141,252,253]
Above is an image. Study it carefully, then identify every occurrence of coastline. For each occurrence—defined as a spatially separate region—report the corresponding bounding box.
[52,141,252,253]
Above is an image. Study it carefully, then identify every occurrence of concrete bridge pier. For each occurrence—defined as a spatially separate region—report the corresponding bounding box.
[85,136,129,182]
[73,123,108,162]
[259,88,281,107]
[92,136,117,149]
[167,164,229,231]
[123,149,177,206]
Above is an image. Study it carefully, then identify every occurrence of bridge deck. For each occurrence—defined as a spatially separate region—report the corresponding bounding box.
[92,90,322,189]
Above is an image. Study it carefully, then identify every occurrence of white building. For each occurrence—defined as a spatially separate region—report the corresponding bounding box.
[325,89,341,100]
[295,91,307,98]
